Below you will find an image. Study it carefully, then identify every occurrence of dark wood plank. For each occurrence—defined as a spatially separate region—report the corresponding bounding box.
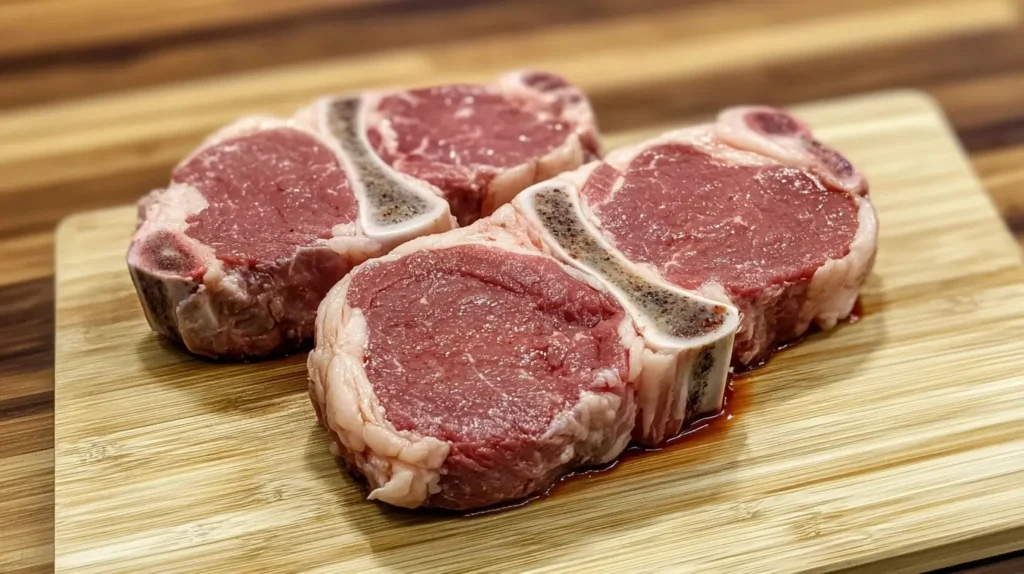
[589,27,1024,134]
[0,279,53,571]
[961,117,1024,152]
[0,231,53,287]
[931,70,1024,133]
[973,144,1024,245]
[0,0,676,109]
[938,551,1024,573]
[0,278,54,382]
[0,0,1020,276]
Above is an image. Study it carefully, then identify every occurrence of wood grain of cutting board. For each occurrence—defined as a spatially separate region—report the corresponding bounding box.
[53,91,1024,573]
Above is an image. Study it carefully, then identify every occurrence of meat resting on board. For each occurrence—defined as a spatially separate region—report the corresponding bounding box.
[126,71,599,359]
[309,106,876,509]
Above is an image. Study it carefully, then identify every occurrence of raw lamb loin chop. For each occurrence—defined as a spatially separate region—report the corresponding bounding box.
[538,106,878,366]
[127,117,452,359]
[307,205,739,509]
[128,71,599,359]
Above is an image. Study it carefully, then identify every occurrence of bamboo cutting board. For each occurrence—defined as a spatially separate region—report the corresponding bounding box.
[54,91,1024,573]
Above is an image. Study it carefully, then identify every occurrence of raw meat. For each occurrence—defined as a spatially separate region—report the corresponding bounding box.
[128,116,453,359]
[514,186,739,444]
[307,107,875,510]
[128,71,598,359]
[541,107,878,366]
[299,70,600,225]
[307,206,640,509]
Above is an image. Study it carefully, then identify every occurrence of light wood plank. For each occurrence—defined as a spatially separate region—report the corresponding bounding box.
[931,70,1024,131]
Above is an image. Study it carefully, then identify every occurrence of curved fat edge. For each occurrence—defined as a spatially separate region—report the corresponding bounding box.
[803,195,879,329]
[715,106,808,167]
[716,105,868,196]
[479,135,590,218]
[309,278,450,509]
[481,158,538,218]
[174,115,288,170]
[476,70,602,218]
[599,125,775,177]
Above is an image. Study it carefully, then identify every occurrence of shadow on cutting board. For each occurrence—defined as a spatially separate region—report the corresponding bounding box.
[138,335,309,417]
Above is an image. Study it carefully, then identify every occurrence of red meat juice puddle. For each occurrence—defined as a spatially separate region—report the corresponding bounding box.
[450,383,749,517]
[373,298,865,518]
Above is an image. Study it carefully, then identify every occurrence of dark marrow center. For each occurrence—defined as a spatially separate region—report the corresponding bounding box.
[347,244,629,444]
[582,143,859,296]
[174,128,359,265]
[745,110,802,135]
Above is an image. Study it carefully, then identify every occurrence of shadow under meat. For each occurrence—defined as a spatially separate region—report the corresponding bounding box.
[136,333,310,417]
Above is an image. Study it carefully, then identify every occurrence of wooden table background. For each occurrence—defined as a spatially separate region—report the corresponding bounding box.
[1,1,1022,572]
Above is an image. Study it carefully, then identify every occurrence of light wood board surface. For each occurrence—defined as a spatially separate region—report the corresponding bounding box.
[54,91,1024,573]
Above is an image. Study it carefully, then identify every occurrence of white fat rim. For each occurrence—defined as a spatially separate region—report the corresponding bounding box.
[600,124,776,174]
[803,195,879,329]
[311,275,450,509]
[498,69,599,147]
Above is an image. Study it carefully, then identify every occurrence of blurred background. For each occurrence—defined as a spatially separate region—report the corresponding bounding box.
[0,0,1021,249]
[1,0,1022,572]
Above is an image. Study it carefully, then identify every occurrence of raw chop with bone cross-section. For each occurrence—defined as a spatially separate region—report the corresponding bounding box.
[543,106,878,367]
[127,71,600,359]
